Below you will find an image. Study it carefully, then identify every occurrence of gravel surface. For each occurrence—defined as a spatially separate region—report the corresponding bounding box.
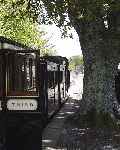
[56,99,120,150]
[57,126,120,150]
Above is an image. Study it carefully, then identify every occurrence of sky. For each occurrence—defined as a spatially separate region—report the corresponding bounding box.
[40,24,82,58]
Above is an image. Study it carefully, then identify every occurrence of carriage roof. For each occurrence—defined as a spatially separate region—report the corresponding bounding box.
[0,36,38,53]
[41,55,68,65]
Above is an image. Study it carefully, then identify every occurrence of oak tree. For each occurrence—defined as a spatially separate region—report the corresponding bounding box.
[34,0,120,117]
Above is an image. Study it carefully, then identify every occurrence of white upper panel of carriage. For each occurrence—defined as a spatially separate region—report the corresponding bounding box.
[60,65,65,71]
[47,61,58,71]
[1,42,25,50]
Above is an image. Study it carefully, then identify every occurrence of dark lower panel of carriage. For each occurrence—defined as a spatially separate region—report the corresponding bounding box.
[0,97,68,150]
[0,112,46,150]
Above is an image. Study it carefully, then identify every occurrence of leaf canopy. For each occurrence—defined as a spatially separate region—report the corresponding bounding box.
[28,0,120,35]
[0,0,55,55]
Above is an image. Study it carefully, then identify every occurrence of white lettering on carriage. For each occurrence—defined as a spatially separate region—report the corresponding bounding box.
[47,62,58,71]
[60,65,65,71]
[7,99,38,110]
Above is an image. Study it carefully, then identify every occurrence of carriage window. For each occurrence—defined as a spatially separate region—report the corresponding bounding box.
[7,53,38,96]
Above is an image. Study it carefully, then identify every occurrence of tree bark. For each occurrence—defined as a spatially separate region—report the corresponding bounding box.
[83,51,118,113]
[67,0,120,116]
[71,17,119,114]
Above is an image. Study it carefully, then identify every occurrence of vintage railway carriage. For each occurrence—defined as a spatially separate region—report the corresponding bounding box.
[0,37,44,150]
[41,56,70,116]
[0,37,70,150]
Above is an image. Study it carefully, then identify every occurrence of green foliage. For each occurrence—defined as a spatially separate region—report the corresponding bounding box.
[69,55,83,70]
[0,0,55,55]
[28,0,120,36]
[3,0,120,38]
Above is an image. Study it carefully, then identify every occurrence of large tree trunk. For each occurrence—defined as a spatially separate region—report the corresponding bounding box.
[71,17,120,114]
[83,50,118,113]
[67,0,120,118]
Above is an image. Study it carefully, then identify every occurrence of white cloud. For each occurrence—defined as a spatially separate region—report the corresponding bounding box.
[55,38,82,58]
[40,24,82,58]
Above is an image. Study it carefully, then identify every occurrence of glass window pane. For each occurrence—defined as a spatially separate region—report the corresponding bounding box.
[7,53,38,96]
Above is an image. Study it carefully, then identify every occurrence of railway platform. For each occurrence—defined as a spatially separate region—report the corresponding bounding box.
[42,98,80,150]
